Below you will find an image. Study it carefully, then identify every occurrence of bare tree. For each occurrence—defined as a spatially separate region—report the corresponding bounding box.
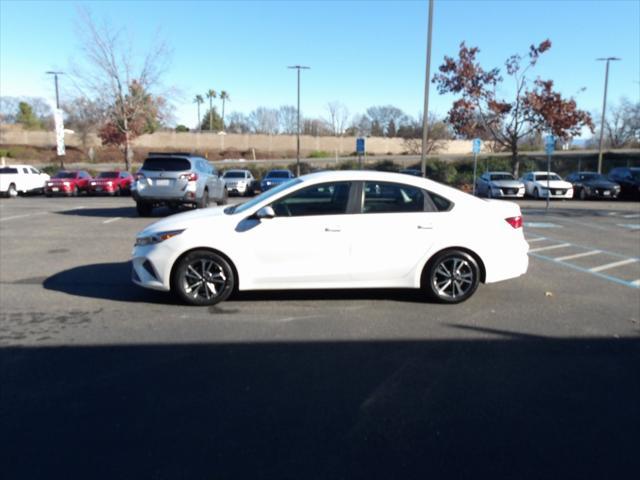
[325,101,350,136]
[278,105,297,134]
[71,8,171,169]
[226,112,251,133]
[63,96,106,151]
[604,98,640,148]
[249,107,279,134]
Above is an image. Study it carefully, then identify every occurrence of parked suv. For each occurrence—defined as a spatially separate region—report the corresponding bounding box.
[0,164,50,197]
[132,153,227,216]
[221,169,255,196]
[608,167,640,200]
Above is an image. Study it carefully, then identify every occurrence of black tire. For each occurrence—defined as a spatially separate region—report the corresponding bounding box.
[115,186,122,197]
[424,249,480,304]
[218,187,228,205]
[172,250,235,306]
[7,183,18,198]
[197,189,209,209]
[136,201,153,217]
[579,188,587,200]
[533,187,540,200]
[71,185,78,197]
[45,193,52,198]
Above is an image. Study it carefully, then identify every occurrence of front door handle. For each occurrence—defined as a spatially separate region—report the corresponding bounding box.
[417,225,433,230]
[325,227,341,232]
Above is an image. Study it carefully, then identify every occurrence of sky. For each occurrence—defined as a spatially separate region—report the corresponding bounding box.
[1,0,639,133]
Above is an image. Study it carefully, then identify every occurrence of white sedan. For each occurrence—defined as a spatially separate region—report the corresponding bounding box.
[132,171,529,305]
[520,171,574,199]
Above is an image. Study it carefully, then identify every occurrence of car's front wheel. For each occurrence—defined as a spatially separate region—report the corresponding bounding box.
[579,188,588,200]
[172,250,235,306]
[424,250,480,304]
[7,183,18,198]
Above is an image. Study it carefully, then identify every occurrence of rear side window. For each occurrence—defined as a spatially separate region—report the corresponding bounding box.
[0,167,18,174]
[142,157,191,172]
[363,182,426,214]
[428,192,453,212]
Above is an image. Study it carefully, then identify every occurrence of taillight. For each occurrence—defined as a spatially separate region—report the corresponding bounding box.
[506,216,523,229]
[179,172,198,182]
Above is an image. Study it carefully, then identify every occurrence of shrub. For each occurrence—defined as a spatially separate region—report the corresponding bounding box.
[307,150,331,158]
[371,159,399,172]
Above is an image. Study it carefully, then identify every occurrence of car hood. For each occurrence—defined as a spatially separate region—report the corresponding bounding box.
[490,180,523,188]
[584,179,619,189]
[49,178,75,183]
[139,206,230,236]
[534,180,572,189]
[262,178,289,183]
[94,178,117,183]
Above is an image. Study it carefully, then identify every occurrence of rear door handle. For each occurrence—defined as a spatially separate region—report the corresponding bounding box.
[325,226,341,232]
[417,225,433,230]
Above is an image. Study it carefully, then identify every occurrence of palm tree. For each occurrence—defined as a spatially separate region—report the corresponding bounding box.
[206,89,217,130]
[194,94,204,131]
[219,90,230,131]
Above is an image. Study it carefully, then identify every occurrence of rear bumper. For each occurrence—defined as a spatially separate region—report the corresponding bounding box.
[483,237,529,283]
[132,191,198,204]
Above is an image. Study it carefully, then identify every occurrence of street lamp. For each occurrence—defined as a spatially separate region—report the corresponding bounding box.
[45,71,64,109]
[420,0,434,178]
[596,57,620,174]
[288,65,310,177]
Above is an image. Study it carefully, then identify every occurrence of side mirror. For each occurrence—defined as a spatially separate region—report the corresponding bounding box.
[255,206,275,219]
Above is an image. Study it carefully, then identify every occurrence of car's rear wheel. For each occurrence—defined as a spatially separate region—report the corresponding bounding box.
[579,188,587,200]
[424,250,480,304]
[136,201,153,217]
[7,183,17,198]
[172,250,235,306]
[197,189,209,209]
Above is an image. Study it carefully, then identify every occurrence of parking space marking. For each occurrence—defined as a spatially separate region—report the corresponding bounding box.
[622,213,640,219]
[0,212,48,223]
[589,258,639,273]
[524,222,561,228]
[529,243,571,253]
[554,250,602,261]
[617,223,640,230]
[631,279,640,287]
[526,237,547,243]
[103,217,122,224]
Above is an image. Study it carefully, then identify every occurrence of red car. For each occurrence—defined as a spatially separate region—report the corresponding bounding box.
[89,171,133,196]
[45,170,92,196]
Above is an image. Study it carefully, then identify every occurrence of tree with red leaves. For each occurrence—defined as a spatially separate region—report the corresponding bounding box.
[433,40,594,176]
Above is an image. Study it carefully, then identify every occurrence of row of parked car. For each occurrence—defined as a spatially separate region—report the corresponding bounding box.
[2,155,639,206]
[473,168,640,200]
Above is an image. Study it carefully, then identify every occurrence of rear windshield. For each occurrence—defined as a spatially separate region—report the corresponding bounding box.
[490,174,514,181]
[53,172,77,179]
[142,157,191,172]
[0,167,18,174]
[266,171,290,178]
[97,172,119,179]
[223,171,246,178]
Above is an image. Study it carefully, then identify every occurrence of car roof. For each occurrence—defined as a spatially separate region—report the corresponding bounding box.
[486,171,513,175]
[529,171,560,175]
[224,169,250,173]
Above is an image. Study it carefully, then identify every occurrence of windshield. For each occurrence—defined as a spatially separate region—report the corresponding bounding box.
[490,174,515,181]
[535,174,561,181]
[223,171,246,178]
[579,173,605,181]
[53,172,77,179]
[226,178,302,215]
[97,172,119,178]
[266,171,291,179]
[0,167,18,174]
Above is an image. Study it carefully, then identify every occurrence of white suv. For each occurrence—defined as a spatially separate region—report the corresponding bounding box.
[0,164,50,198]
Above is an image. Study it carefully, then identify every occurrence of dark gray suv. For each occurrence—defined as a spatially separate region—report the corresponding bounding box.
[132,153,227,216]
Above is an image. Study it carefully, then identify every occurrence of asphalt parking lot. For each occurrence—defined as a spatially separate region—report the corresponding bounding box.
[1,194,639,478]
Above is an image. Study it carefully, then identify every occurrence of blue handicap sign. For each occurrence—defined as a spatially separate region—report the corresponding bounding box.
[472,138,482,154]
[356,137,365,154]
[545,135,555,155]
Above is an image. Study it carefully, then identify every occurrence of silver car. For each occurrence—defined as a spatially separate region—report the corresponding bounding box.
[221,169,255,196]
[132,153,227,216]
[475,172,525,198]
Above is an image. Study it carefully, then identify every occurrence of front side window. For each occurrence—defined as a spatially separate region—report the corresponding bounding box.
[363,182,426,214]
[272,182,351,217]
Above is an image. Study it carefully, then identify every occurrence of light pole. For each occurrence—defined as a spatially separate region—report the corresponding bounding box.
[46,71,63,108]
[596,57,620,174]
[420,0,434,178]
[288,65,310,177]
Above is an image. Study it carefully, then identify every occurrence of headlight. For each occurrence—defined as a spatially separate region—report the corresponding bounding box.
[135,229,185,247]
[107,181,113,185]
[91,181,96,186]
[63,181,70,186]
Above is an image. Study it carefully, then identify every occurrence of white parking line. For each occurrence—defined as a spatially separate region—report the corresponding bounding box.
[631,279,640,287]
[617,224,640,230]
[554,250,602,262]
[103,217,122,224]
[0,212,48,223]
[589,258,639,273]
[622,213,640,219]
[526,237,547,243]
[529,243,571,253]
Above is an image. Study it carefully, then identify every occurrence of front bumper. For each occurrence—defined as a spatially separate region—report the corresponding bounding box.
[538,189,573,199]
[131,243,176,291]
[491,188,525,198]
[45,185,74,195]
[584,188,619,199]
